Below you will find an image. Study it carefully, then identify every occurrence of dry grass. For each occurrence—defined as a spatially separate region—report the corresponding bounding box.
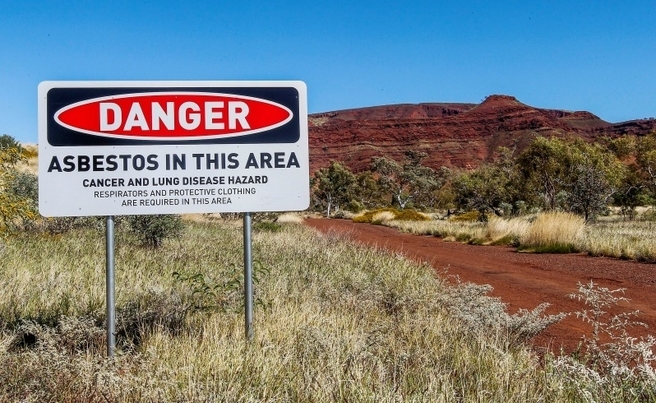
[276,212,305,224]
[580,220,656,262]
[485,216,530,245]
[519,212,585,253]
[0,220,653,401]
[385,219,486,243]
[371,210,396,224]
[386,211,656,261]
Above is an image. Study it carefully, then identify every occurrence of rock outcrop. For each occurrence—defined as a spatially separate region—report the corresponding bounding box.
[309,95,656,173]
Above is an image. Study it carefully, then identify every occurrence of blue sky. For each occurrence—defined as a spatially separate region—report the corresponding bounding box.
[1,0,655,143]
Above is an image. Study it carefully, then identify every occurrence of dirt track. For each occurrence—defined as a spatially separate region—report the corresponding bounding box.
[305,218,656,354]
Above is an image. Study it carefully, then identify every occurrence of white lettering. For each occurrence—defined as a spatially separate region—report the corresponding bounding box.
[205,101,225,130]
[100,103,121,131]
[124,103,149,130]
[229,101,250,130]
[97,99,254,133]
[152,102,174,130]
[179,102,201,130]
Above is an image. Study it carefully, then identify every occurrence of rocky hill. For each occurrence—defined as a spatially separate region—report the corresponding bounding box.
[309,95,656,173]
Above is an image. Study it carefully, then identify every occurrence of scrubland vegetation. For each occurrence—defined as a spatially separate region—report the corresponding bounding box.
[1,134,656,400]
[313,133,656,262]
[0,218,655,401]
[375,211,656,263]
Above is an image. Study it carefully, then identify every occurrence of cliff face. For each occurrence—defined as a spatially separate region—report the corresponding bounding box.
[308,95,656,173]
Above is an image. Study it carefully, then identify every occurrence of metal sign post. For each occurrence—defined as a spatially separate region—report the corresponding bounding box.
[243,212,253,340]
[106,215,116,357]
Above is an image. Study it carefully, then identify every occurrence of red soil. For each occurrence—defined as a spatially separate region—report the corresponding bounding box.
[305,218,656,355]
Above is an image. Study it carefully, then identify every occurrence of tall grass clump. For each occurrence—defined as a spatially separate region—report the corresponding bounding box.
[579,220,656,262]
[519,211,585,253]
[484,216,531,246]
[386,219,486,243]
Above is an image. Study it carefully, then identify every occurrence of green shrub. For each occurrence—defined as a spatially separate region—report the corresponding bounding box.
[126,214,184,248]
[6,171,38,207]
[345,199,365,213]
[253,221,282,232]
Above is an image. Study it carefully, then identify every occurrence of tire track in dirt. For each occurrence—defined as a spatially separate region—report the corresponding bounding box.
[305,218,656,354]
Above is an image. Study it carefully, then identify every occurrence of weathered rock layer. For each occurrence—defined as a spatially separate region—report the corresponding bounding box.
[309,95,656,173]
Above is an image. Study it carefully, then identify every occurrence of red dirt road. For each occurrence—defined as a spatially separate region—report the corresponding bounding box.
[305,218,656,354]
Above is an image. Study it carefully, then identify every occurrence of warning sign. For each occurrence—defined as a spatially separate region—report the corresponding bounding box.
[38,81,309,217]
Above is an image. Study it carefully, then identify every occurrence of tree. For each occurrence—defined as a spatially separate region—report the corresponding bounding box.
[636,133,656,205]
[353,170,386,209]
[517,137,624,215]
[311,161,356,217]
[563,164,613,221]
[0,135,37,235]
[613,165,648,219]
[371,151,444,210]
[517,137,573,210]
[452,164,515,216]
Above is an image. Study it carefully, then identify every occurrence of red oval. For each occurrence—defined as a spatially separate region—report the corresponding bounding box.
[54,92,293,140]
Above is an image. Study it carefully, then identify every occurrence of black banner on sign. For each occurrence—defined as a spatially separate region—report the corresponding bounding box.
[46,87,301,146]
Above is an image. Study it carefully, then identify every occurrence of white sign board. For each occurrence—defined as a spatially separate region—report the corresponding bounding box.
[38,81,309,217]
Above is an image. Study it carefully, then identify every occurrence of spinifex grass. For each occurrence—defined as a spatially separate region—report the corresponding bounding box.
[0,220,651,401]
[387,212,656,262]
[519,212,585,253]
[580,220,656,262]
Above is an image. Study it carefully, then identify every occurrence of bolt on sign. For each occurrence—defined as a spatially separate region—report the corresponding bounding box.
[38,81,309,216]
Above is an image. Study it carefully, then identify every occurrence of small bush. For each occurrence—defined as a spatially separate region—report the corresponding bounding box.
[450,211,482,222]
[126,214,184,248]
[253,221,282,232]
[345,199,365,213]
[553,281,656,400]
[371,210,396,224]
[353,208,399,223]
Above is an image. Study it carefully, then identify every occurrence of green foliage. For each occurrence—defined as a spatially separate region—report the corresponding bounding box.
[562,164,613,221]
[517,137,573,210]
[518,243,579,254]
[126,214,184,248]
[514,137,624,218]
[635,132,656,204]
[253,221,282,232]
[345,199,365,213]
[6,171,38,206]
[173,261,271,313]
[311,161,356,217]
[0,135,24,166]
[452,164,518,216]
[372,151,448,210]
[0,136,37,235]
[353,170,386,208]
